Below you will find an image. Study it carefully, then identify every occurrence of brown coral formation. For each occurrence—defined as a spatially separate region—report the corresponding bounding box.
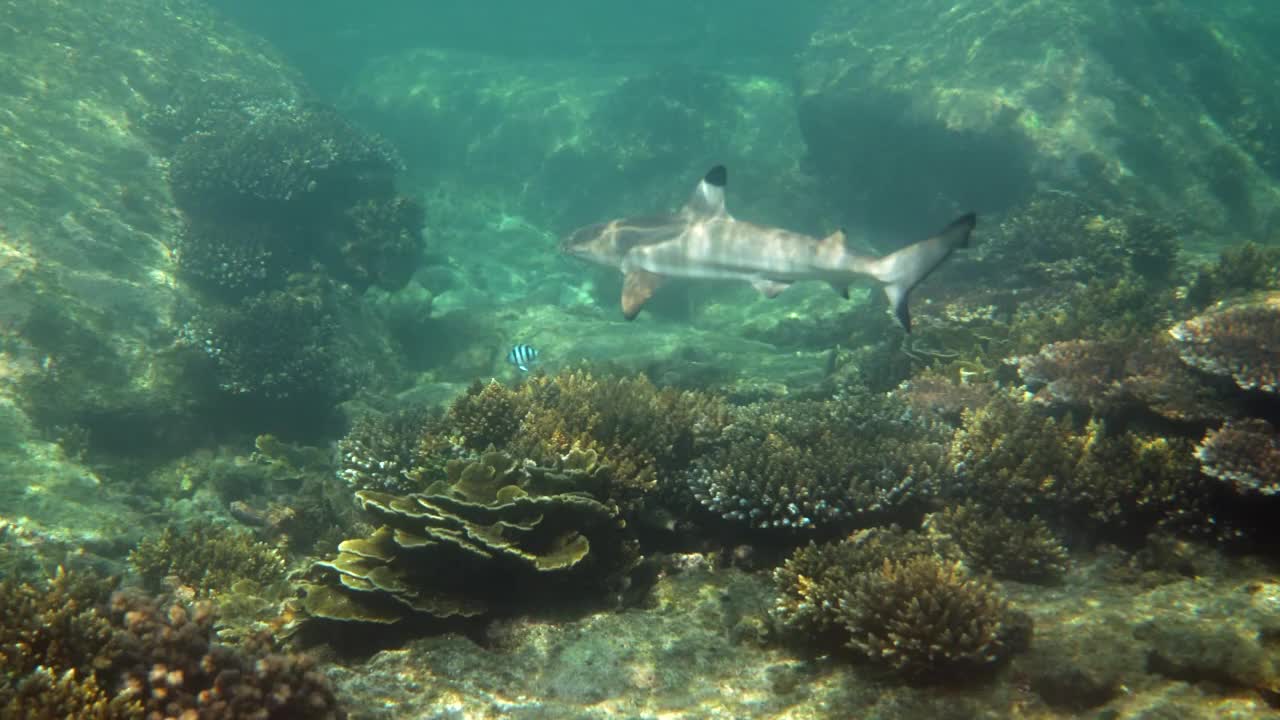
[1011,337,1235,423]
[772,528,1026,681]
[1,568,344,719]
[836,557,1014,680]
[1168,293,1280,396]
[304,449,634,625]
[947,394,1211,535]
[1196,419,1280,495]
[128,521,286,596]
[925,503,1069,582]
[772,527,941,642]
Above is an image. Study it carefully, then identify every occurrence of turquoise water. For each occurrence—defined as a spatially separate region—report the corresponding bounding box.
[0,1,1278,718]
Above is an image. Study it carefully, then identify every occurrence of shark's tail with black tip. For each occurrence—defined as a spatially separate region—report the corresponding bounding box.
[862,213,976,332]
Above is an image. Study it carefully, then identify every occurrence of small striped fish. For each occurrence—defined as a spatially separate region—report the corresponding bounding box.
[506,343,539,372]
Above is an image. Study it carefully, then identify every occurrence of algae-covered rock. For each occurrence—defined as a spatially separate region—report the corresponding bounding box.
[798,0,1280,241]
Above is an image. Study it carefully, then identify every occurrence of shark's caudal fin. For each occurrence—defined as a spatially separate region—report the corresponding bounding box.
[865,213,976,332]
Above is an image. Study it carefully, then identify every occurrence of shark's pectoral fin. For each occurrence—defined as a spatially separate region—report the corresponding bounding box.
[621,270,664,320]
[751,278,791,298]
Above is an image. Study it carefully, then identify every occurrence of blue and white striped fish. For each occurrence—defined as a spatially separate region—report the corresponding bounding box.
[506,343,539,372]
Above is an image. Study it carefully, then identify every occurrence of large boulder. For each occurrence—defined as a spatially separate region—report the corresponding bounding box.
[796,0,1280,241]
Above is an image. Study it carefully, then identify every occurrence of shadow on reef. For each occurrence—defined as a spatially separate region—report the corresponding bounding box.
[799,88,1036,239]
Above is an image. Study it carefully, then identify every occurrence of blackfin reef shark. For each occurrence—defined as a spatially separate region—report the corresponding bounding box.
[561,165,975,331]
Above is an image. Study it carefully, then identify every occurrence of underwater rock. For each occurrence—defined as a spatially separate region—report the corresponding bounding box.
[798,0,1280,241]
[1169,292,1280,396]
[304,450,635,625]
[1196,419,1280,495]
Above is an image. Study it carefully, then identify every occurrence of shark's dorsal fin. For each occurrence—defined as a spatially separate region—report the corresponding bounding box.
[816,229,846,261]
[621,270,664,320]
[680,165,728,220]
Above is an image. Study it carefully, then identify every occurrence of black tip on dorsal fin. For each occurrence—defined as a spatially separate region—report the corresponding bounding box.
[704,165,727,188]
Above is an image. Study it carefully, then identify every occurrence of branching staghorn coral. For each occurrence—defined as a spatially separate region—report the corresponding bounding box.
[688,389,948,530]
[925,502,1069,583]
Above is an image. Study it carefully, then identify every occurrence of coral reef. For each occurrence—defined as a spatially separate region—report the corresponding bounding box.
[338,403,440,494]
[1196,419,1280,495]
[169,101,401,219]
[772,527,942,642]
[128,521,286,597]
[771,528,1026,681]
[1011,337,1237,424]
[446,379,528,452]
[835,556,1017,680]
[0,569,120,708]
[1,568,344,718]
[924,503,1069,583]
[167,98,422,296]
[1186,242,1280,308]
[688,390,947,530]
[947,394,1212,536]
[509,370,731,499]
[973,193,1180,288]
[304,449,635,625]
[178,287,359,406]
[890,367,999,425]
[1169,293,1280,396]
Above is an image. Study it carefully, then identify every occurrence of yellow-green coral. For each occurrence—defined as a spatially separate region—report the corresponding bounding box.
[4,667,141,720]
[447,379,527,451]
[1186,242,1280,308]
[772,528,1024,681]
[303,449,635,625]
[948,393,1210,534]
[128,520,286,596]
[510,369,730,495]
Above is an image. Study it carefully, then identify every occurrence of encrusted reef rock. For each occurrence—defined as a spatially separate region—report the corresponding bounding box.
[797,1,1280,239]
[304,450,635,625]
